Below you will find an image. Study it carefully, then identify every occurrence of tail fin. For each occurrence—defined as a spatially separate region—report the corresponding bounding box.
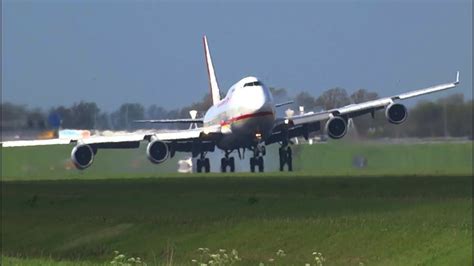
[203,35,221,105]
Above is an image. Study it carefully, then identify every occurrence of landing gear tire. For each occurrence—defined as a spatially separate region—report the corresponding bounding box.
[286,147,293,172]
[221,158,227,173]
[197,157,211,173]
[204,158,210,173]
[257,156,264,172]
[197,159,202,173]
[279,148,285,171]
[221,156,235,173]
[279,146,293,172]
[229,157,235,172]
[250,157,264,172]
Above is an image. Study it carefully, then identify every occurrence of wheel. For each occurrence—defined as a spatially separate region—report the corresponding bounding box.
[204,158,210,173]
[257,156,264,172]
[279,148,286,171]
[286,147,293,171]
[221,158,227,173]
[196,159,202,173]
[229,157,235,172]
[287,155,293,171]
[250,157,256,172]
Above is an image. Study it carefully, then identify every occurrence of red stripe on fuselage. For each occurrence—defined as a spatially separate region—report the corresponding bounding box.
[220,111,274,126]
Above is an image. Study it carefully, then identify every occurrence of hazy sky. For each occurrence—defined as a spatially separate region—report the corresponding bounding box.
[2,0,472,112]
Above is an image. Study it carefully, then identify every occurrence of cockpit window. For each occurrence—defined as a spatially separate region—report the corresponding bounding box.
[243,81,262,87]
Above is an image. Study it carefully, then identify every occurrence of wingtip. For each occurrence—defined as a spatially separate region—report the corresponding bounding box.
[455,71,460,85]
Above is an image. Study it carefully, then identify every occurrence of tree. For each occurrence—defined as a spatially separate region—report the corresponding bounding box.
[407,101,443,137]
[50,101,100,129]
[1,102,29,130]
[51,106,73,128]
[294,91,317,111]
[437,94,472,137]
[315,87,351,110]
[26,108,46,130]
[176,93,213,122]
[269,87,290,103]
[146,104,168,119]
[349,89,380,137]
[111,103,145,130]
[95,112,111,130]
[71,102,100,129]
[350,89,379,104]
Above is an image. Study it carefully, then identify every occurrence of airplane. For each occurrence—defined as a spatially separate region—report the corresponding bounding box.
[1,36,460,173]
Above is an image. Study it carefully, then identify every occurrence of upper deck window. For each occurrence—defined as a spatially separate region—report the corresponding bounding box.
[243,81,262,87]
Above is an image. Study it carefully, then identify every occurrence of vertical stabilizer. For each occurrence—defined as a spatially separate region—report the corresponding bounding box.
[203,35,221,105]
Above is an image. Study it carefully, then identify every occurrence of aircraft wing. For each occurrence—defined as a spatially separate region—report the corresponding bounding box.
[267,72,460,144]
[294,71,459,124]
[1,125,222,151]
[1,138,76,147]
[133,118,204,124]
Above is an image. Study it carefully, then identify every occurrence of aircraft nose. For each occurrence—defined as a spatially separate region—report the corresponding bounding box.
[244,86,267,110]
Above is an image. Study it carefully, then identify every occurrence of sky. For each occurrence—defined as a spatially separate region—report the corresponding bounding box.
[2,0,472,112]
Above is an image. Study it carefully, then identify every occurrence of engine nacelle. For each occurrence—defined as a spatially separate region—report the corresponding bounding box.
[71,144,95,170]
[325,116,347,139]
[385,103,408,124]
[147,140,169,164]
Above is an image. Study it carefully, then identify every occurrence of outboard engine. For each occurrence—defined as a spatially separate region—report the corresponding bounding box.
[147,140,169,164]
[325,116,347,139]
[385,103,408,124]
[71,144,95,170]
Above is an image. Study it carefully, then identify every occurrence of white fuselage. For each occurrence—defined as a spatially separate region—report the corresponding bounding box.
[203,76,276,150]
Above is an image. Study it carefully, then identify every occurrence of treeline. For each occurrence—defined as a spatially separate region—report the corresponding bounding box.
[1,87,472,139]
[1,93,213,132]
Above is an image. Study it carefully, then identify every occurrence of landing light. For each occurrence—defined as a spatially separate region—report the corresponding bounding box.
[256,133,262,139]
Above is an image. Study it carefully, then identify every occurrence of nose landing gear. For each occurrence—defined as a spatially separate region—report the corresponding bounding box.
[250,145,265,172]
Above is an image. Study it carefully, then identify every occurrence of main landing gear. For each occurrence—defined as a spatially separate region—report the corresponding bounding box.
[221,151,235,172]
[279,145,293,171]
[250,145,265,172]
[196,153,210,173]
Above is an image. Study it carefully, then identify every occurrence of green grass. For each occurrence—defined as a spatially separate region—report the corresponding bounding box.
[1,256,104,266]
[1,144,181,181]
[294,141,473,176]
[2,142,472,265]
[2,175,472,265]
[1,141,472,180]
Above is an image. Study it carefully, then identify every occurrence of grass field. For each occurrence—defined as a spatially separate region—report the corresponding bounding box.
[1,141,472,180]
[2,175,472,265]
[294,141,473,176]
[1,142,473,265]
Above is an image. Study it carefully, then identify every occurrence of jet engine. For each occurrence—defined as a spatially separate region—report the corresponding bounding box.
[71,144,95,170]
[147,140,169,164]
[325,116,347,139]
[385,103,408,124]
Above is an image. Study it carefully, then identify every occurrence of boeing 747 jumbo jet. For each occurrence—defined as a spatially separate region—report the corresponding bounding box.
[1,36,460,172]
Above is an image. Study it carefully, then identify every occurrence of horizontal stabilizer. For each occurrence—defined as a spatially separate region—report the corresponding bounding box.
[133,119,204,124]
[275,101,294,108]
